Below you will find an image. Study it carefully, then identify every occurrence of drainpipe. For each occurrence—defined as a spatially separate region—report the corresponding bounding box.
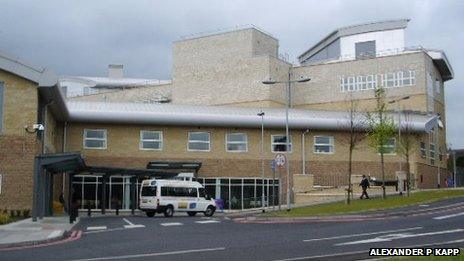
[62,122,68,193]
[41,101,54,154]
[302,129,310,175]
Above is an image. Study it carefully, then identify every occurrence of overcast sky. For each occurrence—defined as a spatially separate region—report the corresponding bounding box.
[1,0,463,148]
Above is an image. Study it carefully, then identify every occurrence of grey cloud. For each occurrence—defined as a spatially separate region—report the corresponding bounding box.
[0,0,463,147]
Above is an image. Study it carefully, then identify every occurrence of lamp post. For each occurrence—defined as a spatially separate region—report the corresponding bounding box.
[388,96,410,171]
[262,73,311,211]
[257,111,265,213]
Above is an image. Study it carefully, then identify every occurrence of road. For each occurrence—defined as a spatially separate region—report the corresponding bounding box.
[1,197,463,261]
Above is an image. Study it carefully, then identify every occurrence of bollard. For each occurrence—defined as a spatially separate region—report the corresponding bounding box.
[87,205,91,217]
[116,206,119,216]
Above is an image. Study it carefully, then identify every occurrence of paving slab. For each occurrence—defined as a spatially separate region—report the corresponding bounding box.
[0,216,78,248]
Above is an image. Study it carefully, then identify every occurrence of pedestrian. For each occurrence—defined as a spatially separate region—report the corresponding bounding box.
[359,175,370,199]
[59,192,67,214]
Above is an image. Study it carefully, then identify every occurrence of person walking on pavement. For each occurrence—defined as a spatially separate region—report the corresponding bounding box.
[359,175,370,199]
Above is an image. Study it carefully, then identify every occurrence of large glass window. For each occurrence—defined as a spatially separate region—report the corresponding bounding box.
[140,131,163,150]
[314,136,334,154]
[430,143,436,165]
[83,129,107,149]
[271,135,292,152]
[355,40,376,59]
[188,132,210,151]
[420,142,426,158]
[226,133,248,152]
[381,138,396,155]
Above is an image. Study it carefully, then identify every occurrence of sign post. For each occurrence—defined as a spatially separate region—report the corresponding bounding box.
[275,154,286,211]
[269,160,276,211]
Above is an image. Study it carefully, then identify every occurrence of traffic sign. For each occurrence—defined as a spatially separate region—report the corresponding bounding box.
[275,153,286,168]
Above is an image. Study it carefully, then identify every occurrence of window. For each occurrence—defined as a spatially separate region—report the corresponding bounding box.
[226,133,248,152]
[140,131,163,150]
[420,142,426,159]
[355,40,376,59]
[161,187,197,197]
[439,147,443,162]
[271,135,292,152]
[0,83,3,133]
[141,186,156,197]
[83,87,90,95]
[402,71,416,86]
[383,72,397,88]
[188,132,210,151]
[314,136,334,154]
[83,129,107,149]
[380,138,396,155]
[430,143,436,165]
[340,74,377,92]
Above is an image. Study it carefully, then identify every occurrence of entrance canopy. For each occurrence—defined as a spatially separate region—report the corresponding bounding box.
[32,152,183,221]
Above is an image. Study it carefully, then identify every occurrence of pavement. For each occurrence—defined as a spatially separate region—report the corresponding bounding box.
[0,196,463,261]
[0,216,79,249]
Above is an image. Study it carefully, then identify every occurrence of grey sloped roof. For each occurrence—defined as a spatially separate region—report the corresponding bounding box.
[0,50,57,86]
[64,100,435,132]
[298,19,410,63]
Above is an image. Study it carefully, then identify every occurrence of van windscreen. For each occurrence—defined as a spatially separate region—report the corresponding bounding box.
[141,186,156,197]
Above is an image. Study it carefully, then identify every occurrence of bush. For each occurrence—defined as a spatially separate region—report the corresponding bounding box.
[0,214,11,225]
[22,209,30,218]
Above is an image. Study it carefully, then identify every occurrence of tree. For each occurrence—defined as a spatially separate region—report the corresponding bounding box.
[341,96,365,204]
[366,88,396,199]
[397,111,417,197]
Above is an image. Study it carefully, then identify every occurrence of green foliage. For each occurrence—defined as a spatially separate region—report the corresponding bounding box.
[366,88,396,153]
[0,213,11,225]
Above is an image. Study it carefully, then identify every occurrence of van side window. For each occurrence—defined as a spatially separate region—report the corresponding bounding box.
[161,187,197,197]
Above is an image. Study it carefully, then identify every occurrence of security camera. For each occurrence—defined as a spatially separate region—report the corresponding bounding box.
[33,124,44,131]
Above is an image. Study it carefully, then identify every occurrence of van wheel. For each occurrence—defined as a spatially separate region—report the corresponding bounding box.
[164,206,174,217]
[204,206,215,217]
[187,211,197,217]
[146,211,155,217]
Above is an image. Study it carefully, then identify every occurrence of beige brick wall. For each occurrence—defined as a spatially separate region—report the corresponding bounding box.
[291,52,428,112]
[0,69,38,136]
[0,69,41,210]
[65,123,429,187]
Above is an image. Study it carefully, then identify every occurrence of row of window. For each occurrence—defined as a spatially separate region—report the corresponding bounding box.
[82,129,399,155]
[420,142,443,166]
[340,70,416,92]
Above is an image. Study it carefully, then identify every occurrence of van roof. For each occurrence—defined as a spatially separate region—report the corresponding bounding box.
[142,179,203,188]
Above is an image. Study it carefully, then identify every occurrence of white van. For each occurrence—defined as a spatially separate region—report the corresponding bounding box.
[139,179,216,217]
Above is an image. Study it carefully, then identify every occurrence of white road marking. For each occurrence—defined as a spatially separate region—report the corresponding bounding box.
[335,228,464,246]
[69,247,226,261]
[86,226,107,231]
[433,212,464,220]
[122,218,145,228]
[195,220,220,224]
[274,238,464,261]
[160,222,183,226]
[124,224,145,229]
[47,230,62,239]
[419,204,429,207]
[122,218,134,226]
[303,227,423,242]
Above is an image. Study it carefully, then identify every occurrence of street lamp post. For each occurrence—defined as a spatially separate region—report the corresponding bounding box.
[257,111,265,213]
[262,73,311,211]
[388,96,410,171]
